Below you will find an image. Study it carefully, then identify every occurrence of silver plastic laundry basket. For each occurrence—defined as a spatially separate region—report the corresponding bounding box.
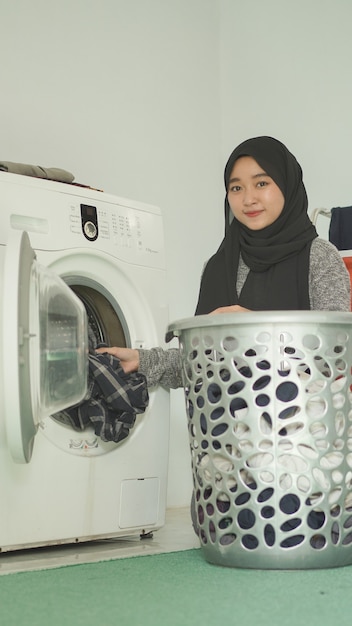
[167,311,352,569]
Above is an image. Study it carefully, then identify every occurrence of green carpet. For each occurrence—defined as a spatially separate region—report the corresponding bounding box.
[1,548,352,626]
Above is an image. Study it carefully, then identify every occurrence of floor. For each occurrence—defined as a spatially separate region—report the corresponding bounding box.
[0,507,199,576]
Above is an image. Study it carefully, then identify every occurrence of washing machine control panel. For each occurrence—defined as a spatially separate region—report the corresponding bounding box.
[0,172,166,269]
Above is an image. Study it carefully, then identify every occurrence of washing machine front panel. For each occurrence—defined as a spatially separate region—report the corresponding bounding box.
[0,174,170,551]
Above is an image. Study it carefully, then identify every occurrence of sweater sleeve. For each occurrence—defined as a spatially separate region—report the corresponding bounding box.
[309,238,351,311]
[138,347,183,389]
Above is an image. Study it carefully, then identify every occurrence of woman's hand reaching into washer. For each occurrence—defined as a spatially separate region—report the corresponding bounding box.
[96,346,140,373]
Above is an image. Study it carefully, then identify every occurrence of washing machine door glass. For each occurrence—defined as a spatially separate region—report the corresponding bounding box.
[2,230,88,464]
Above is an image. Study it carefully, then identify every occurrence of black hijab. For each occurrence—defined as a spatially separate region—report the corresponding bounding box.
[195,136,318,314]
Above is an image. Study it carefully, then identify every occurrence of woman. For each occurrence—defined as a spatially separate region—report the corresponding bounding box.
[97,136,351,387]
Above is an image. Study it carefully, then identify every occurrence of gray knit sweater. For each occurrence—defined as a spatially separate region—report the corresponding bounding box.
[139,238,351,389]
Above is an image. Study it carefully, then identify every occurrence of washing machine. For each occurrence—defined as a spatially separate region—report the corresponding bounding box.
[0,171,170,552]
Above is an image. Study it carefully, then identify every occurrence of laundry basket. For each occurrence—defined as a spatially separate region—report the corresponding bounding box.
[167,311,352,569]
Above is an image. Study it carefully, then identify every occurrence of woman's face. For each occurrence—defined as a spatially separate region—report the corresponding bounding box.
[227,156,285,230]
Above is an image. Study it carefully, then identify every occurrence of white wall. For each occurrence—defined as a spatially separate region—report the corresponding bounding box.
[2,0,351,509]
[0,0,223,507]
[219,0,352,238]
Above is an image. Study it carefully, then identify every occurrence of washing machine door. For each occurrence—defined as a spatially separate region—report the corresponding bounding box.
[2,230,88,464]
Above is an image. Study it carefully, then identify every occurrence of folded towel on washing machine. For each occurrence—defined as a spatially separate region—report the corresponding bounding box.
[0,161,74,183]
[53,351,149,443]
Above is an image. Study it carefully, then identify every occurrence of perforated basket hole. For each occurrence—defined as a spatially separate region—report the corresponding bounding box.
[259,471,274,484]
[222,336,239,352]
[233,357,252,378]
[258,439,273,450]
[302,334,321,350]
[206,502,214,515]
[237,508,256,530]
[202,334,214,348]
[335,411,346,436]
[336,331,349,344]
[233,422,251,438]
[328,487,342,505]
[276,381,298,402]
[252,375,271,391]
[284,346,305,360]
[330,504,341,518]
[312,468,330,491]
[279,406,301,420]
[219,367,231,382]
[255,394,270,407]
[331,376,347,394]
[226,476,238,492]
[216,493,230,513]
[247,344,268,357]
[310,421,327,438]
[246,452,274,469]
[332,470,344,484]
[239,469,257,490]
[307,509,325,530]
[238,440,254,454]
[219,533,236,546]
[213,455,235,473]
[228,380,246,395]
[313,356,332,377]
[238,534,257,550]
[297,475,311,493]
[332,393,346,410]
[279,493,301,514]
[297,444,319,460]
[257,487,274,503]
[306,379,326,394]
[209,520,216,542]
[345,492,352,511]
[257,359,271,371]
[335,358,347,373]
[297,362,311,379]
[278,361,291,376]
[346,472,352,488]
[333,438,344,451]
[342,532,352,546]
[279,473,293,489]
[210,407,225,421]
[343,515,352,529]
[331,522,340,544]
[310,535,326,549]
[278,421,304,437]
[306,397,327,419]
[306,492,324,507]
[261,505,275,519]
[256,332,272,343]
[320,451,344,470]
[188,349,199,362]
[207,383,222,404]
[230,398,248,418]
[280,535,304,548]
[278,454,308,473]
[260,412,272,434]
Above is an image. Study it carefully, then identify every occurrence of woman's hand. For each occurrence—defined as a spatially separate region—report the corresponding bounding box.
[95,346,140,373]
[210,305,251,314]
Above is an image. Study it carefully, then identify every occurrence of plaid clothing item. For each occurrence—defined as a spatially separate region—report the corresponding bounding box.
[53,351,149,443]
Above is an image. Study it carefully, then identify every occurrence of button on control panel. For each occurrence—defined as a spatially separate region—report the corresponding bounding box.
[81,204,98,241]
